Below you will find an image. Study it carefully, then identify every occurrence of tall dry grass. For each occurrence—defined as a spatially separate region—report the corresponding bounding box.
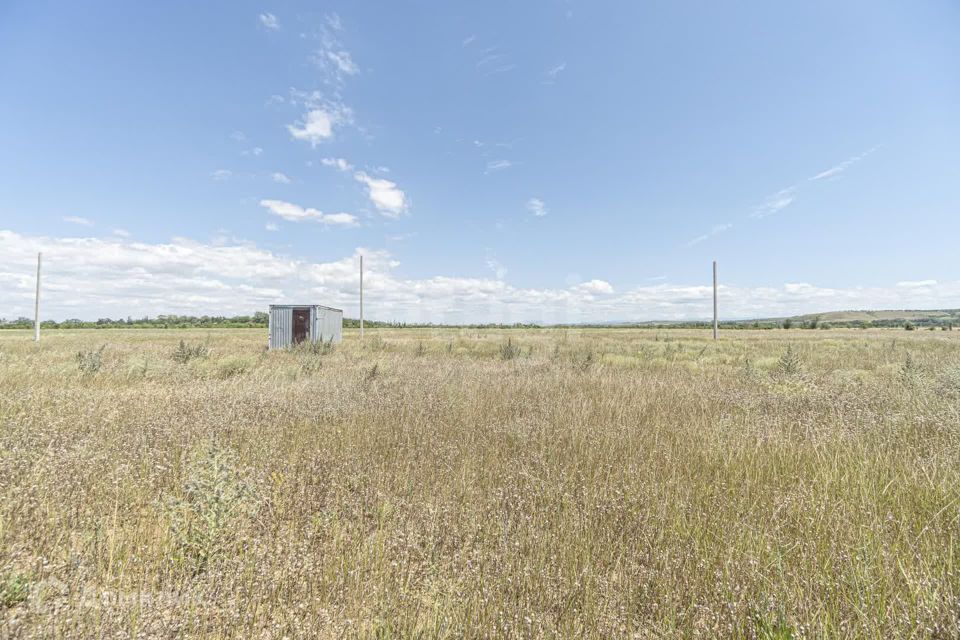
[0,327,958,638]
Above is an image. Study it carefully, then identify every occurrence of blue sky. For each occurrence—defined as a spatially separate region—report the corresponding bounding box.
[1,1,959,322]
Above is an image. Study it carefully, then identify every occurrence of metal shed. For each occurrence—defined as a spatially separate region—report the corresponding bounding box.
[268,304,343,349]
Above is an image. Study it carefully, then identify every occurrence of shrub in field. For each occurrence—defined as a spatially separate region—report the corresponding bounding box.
[415,341,426,357]
[172,340,209,364]
[76,345,106,374]
[297,339,335,356]
[939,366,960,396]
[499,338,521,360]
[298,354,323,375]
[363,363,380,386]
[753,611,796,640]
[215,356,252,379]
[899,352,923,384]
[164,446,257,575]
[571,346,596,372]
[0,571,29,609]
[776,345,802,376]
[364,335,386,351]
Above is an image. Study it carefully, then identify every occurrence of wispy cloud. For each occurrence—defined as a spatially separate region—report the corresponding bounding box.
[271,172,291,184]
[809,146,879,182]
[476,52,507,69]
[259,13,279,30]
[112,228,130,238]
[686,222,733,247]
[211,169,233,181]
[485,254,508,280]
[265,222,279,232]
[751,187,796,219]
[752,147,878,219]
[485,159,513,173]
[543,62,567,84]
[321,157,354,172]
[462,34,477,47]
[324,50,358,76]
[526,198,548,217]
[473,45,516,77]
[63,216,93,226]
[310,13,359,85]
[259,199,358,226]
[354,172,408,217]
[241,147,263,157]
[484,64,517,77]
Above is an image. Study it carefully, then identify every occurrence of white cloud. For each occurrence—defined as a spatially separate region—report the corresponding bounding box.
[230,131,247,142]
[575,279,614,295]
[896,279,937,288]
[259,199,358,226]
[62,216,93,226]
[271,172,292,184]
[321,157,353,172]
[354,172,407,217]
[259,13,280,30]
[526,198,548,217]
[326,13,342,31]
[287,109,338,146]
[112,229,130,238]
[211,169,233,181]
[3,229,960,323]
[462,35,477,47]
[686,222,733,247]
[265,222,279,232]
[325,50,358,76]
[485,159,513,173]
[242,147,263,157]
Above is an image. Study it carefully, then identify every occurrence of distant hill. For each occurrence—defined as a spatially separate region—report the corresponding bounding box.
[779,309,960,328]
[586,309,960,329]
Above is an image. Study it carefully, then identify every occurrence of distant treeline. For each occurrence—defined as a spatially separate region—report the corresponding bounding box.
[0,314,955,331]
[0,313,405,330]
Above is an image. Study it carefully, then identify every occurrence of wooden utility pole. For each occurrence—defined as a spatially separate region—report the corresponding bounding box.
[712,260,718,340]
[34,252,42,342]
[359,255,364,340]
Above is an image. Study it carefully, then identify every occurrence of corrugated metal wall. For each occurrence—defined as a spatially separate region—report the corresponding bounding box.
[269,305,342,349]
[314,307,343,344]
[268,306,294,349]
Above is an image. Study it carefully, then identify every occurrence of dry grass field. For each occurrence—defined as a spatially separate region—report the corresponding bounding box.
[1,327,959,638]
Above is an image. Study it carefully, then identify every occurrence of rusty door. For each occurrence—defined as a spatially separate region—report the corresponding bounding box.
[292,308,310,344]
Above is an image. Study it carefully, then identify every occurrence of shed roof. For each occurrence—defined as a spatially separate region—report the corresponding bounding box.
[269,304,343,312]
